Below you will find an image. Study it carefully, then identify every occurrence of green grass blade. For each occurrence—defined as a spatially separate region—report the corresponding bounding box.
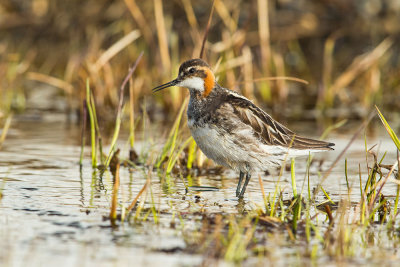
[0,114,12,149]
[319,119,347,140]
[321,186,334,204]
[166,137,192,174]
[344,158,350,192]
[86,79,97,168]
[186,138,196,170]
[291,158,297,197]
[375,105,400,151]
[79,101,87,167]
[90,92,104,163]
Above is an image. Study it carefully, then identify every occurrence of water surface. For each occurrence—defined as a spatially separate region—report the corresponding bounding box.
[1,116,399,266]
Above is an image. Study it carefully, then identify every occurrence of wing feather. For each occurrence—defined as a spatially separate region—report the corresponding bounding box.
[224,93,334,150]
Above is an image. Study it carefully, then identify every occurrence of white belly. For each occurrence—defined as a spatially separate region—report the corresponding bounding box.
[187,120,301,172]
[189,124,241,169]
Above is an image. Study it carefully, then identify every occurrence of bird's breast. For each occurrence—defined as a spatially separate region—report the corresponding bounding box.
[187,123,227,163]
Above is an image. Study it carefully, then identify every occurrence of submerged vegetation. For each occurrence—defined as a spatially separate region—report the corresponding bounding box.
[1,0,400,265]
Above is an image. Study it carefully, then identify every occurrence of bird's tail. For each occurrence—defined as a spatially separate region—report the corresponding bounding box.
[285,136,335,157]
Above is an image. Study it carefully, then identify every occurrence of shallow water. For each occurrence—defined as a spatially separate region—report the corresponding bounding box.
[0,116,399,266]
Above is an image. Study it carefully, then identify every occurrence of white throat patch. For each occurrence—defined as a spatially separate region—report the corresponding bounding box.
[176,77,204,92]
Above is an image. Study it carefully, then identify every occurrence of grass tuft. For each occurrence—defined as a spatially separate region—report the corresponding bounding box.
[104,53,143,169]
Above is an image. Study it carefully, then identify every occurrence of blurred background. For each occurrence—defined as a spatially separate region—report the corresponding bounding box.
[0,0,399,127]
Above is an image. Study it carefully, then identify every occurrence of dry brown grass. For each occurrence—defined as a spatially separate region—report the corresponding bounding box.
[0,0,399,123]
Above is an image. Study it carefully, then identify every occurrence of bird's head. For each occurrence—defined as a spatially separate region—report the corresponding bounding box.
[152,58,215,97]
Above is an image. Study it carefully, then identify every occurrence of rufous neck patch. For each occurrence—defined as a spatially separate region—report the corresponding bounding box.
[203,68,215,97]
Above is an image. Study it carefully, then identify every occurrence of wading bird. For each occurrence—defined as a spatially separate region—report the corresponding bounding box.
[153,59,334,198]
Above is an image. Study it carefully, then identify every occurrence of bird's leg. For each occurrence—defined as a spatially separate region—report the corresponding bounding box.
[236,171,244,197]
[238,172,251,198]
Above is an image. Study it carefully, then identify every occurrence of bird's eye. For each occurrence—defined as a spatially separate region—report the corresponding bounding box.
[189,68,195,74]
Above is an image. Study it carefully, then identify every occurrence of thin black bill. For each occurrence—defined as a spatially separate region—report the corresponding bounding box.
[152,79,179,93]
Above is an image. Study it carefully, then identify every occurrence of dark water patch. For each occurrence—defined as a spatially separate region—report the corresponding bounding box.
[14,208,41,212]
[153,246,184,254]
[0,177,21,182]
[52,231,77,238]
[21,187,39,191]
[0,159,40,166]
[38,210,68,216]
[188,186,219,192]
[26,164,66,170]
[67,221,84,229]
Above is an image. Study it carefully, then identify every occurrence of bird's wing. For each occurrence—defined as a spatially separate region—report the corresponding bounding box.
[222,93,334,150]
